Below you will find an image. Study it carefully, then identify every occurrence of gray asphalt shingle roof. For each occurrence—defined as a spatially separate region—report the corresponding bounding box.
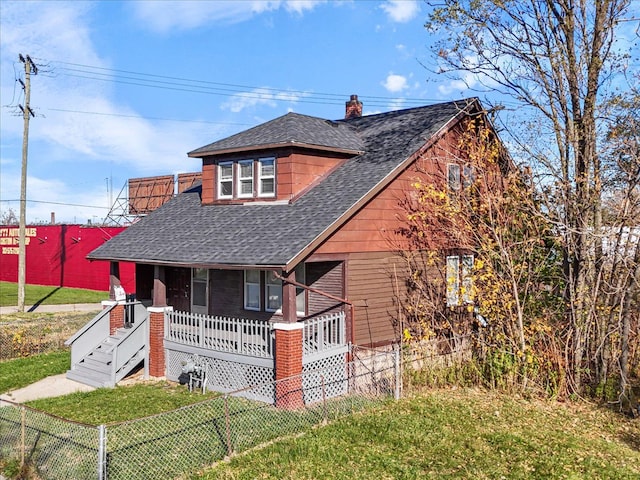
[88,99,477,267]
[187,112,365,156]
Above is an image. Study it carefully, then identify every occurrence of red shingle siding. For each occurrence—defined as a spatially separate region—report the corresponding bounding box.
[315,128,463,255]
[201,160,215,205]
[307,261,344,315]
[348,252,407,347]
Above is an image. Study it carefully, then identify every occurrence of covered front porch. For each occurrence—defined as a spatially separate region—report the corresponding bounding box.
[99,258,351,406]
[164,309,348,403]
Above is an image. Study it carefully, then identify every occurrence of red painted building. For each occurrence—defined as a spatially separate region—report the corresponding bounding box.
[0,224,135,292]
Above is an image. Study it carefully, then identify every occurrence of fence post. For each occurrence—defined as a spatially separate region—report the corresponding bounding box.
[224,395,233,457]
[394,345,401,401]
[321,375,328,425]
[98,424,107,480]
[20,406,25,468]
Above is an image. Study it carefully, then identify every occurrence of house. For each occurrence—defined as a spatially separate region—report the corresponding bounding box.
[67,96,498,406]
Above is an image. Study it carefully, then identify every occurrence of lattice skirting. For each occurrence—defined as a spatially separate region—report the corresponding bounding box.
[349,347,398,397]
[302,352,348,405]
[166,348,275,403]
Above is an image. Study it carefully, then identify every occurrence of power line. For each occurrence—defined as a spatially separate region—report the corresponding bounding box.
[45,108,253,126]
[46,59,476,108]
[2,199,110,210]
[50,61,432,104]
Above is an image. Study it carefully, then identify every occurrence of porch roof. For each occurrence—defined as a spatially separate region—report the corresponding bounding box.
[88,99,478,268]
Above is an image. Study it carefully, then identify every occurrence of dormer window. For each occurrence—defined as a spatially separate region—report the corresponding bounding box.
[259,158,275,196]
[238,160,254,198]
[217,157,276,200]
[218,162,234,199]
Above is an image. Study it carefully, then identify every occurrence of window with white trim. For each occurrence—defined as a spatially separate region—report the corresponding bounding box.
[265,270,283,312]
[258,157,276,197]
[238,160,254,198]
[295,264,306,315]
[218,162,233,199]
[242,265,306,315]
[446,254,474,307]
[244,269,260,310]
[448,164,461,192]
[217,158,276,200]
[463,165,475,189]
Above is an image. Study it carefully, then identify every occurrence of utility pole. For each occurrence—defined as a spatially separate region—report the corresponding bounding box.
[17,54,37,313]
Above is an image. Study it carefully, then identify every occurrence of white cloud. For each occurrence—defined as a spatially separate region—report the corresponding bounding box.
[221,87,309,113]
[437,70,482,96]
[382,73,409,93]
[0,1,205,222]
[387,98,407,111]
[380,0,419,23]
[131,0,327,33]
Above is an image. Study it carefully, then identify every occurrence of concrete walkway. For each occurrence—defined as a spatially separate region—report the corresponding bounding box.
[0,303,102,315]
[1,303,101,405]
[0,374,95,405]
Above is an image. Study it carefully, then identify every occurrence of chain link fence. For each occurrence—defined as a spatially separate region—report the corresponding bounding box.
[0,312,95,361]
[0,346,399,480]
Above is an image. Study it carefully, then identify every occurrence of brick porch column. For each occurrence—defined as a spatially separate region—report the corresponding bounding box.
[273,322,304,409]
[105,260,127,334]
[147,306,172,378]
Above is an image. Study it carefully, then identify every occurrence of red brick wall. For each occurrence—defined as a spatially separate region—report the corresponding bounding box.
[148,308,167,377]
[109,304,125,335]
[274,325,304,409]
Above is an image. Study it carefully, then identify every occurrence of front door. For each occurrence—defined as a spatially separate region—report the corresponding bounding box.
[191,268,209,314]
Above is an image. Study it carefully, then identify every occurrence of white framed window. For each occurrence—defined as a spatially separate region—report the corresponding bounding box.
[191,268,209,314]
[258,157,276,197]
[243,265,306,315]
[218,162,233,199]
[446,256,460,307]
[237,160,254,198]
[446,254,474,307]
[265,270,283,312]
[461,255,474,304]
[463,165,475,189]
[295,263,306,315]
[448,164,461,192]
[244,269,260,310]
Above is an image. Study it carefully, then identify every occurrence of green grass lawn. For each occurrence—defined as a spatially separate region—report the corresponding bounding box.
[0,350,71,393]
[4,353,639,480]
[191,389,640,480]
[0,281,107,307]
[25,381,220,424]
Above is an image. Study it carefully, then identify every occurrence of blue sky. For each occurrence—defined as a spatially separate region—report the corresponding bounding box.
[0,0,638,224]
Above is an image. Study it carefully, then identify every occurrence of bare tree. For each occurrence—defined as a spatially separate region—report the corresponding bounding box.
[426,0,635,394]
[0,208,19,225]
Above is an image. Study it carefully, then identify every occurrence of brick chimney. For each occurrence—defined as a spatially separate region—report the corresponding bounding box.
[345,94,363,119]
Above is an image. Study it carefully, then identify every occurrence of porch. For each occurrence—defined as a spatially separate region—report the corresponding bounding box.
[164,310,348,403]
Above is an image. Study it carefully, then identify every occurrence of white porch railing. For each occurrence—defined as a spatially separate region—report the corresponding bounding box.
[165,311,273,358]
[165,311,347,359]
[303,312,346,356]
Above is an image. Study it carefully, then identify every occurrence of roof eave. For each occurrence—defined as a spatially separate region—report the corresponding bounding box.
[187,142,364,158]
[88,255,287,271]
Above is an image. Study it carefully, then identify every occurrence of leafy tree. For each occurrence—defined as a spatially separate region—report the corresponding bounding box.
[425,0,635,395]
[397,117,564,395]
